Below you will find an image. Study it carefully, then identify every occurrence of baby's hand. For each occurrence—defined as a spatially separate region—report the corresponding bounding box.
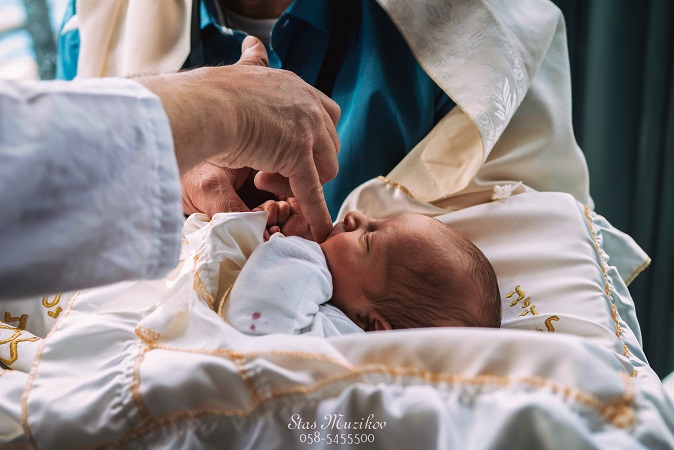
[254,199,291,237]
[253,198,309,239]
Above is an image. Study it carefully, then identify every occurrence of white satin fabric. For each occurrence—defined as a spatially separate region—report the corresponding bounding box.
[0,194,671,448]
[1,0,669,446]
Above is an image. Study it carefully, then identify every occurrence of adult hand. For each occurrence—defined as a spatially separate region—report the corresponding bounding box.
[182,164,276,216]
[137,36,340,242]
[181,164,251,216]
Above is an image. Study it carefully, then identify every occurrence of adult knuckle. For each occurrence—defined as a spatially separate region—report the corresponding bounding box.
[295,133,314,153]
[195,174,224,192]
[326,161,338,180]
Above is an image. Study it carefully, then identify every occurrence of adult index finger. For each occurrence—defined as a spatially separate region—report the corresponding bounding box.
[288,165,333,244]
[313,88,341,157]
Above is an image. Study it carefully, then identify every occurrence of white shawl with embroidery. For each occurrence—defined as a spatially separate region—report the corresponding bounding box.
[73,0,590,209]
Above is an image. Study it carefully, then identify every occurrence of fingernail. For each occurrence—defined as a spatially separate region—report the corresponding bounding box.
[241,36,258,53]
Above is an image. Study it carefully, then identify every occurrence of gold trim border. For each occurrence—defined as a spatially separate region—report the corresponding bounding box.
[376,176,415,199]
[97,328,637,448]
[98,353,635,449]
[625,257,651,286]
[20,291,81,448]
[583,205,635,371]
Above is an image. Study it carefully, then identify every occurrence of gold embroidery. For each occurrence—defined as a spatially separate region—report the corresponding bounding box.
[0,324,39,366]
[216,284,234,319]
[100,365,636,449]
[584,206,612,296]
[376,176,415,198]
[506,285,525,306]
[4,312,28,330]
[232,353,261,405]
[545,316,560,332]
[192,254,215,309]
[518,306,538,316]
[134,332,356,372]
[42,293,63,319]
[21,291,81,446]
[0,325,22,343]
[583,205,634,369]
[507,286,538,316]
[107,322,639,448]
[135,327,161,343]
[41,293,62,309]
[130,344,156,424]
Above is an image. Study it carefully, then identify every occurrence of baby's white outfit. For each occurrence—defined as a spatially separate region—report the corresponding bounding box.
[226,233,363,336]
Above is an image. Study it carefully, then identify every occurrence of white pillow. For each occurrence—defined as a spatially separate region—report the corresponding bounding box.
[339,178,650,372]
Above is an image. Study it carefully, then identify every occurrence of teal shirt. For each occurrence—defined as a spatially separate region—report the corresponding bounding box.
[57,0,455,218]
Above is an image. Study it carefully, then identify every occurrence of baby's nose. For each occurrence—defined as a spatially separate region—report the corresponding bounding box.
[344,211,366,231]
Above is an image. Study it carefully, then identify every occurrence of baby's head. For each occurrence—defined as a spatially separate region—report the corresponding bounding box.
[320,211,501,331]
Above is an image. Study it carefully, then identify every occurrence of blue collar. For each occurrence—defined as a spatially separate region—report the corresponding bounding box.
[200,0,217,29]
[201,0,331,33]
[284,0,331,33]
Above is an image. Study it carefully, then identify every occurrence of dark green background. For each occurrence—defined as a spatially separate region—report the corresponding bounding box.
[553,0,674,377]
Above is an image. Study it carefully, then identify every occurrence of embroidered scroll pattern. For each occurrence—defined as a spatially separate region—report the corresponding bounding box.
[4,312,28,330]
[375,0,529,155]
[2,310,31,367]
[42,293,63,318]
[544,316,560,332]
[506,285,538,317]
[506,285,559,332]
[0,293,63,367]
[0,323,39,366]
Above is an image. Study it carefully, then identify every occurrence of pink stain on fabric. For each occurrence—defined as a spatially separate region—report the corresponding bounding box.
[252,312,261,320]
[250,324,256,331]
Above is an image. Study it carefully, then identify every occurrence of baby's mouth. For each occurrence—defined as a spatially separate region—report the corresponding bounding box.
[326,222,346,240]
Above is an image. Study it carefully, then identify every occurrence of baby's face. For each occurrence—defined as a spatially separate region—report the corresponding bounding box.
[320,211,444,330]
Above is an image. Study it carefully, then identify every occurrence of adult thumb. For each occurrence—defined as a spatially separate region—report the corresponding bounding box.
[237,36,269,67]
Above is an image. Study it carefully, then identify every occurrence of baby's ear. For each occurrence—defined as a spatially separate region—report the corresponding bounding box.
[368,311,392,332]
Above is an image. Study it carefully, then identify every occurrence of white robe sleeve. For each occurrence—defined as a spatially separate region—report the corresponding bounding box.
[226,234,334,336]
[0,78,182,299]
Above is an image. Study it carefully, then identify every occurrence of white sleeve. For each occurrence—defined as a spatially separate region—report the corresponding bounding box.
[226,235,333,335]
[0,78,182,299]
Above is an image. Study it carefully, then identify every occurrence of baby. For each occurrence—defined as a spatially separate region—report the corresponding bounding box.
[226,200,501,336]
